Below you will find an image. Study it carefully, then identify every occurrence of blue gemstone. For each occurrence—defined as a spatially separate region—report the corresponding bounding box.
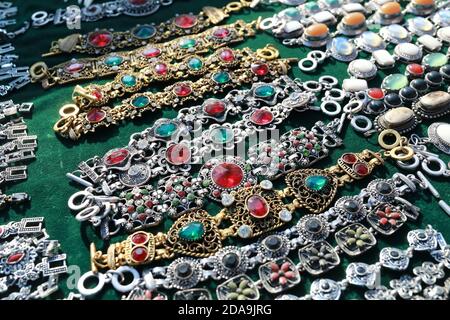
[305,175,329,191]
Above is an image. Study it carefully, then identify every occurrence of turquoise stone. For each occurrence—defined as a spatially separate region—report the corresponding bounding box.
[382,74,409,91]
[212,71,231,84]
[331,37,354,56]
[211,127,234,144]
[121,74,137,87]
[178,221,205,241]
[179,38,197,49]
[305,175,329,191]
[132,25,156,39]
[388,24,408,40]
[187,57,203,71]
[155,122,177,137]
[305,1,319,11]
[104,56,123,67]
[325,0,340,6]
[281,8,302,20]
[254,85,275,98]
[132,96,149,108]
[422,53,448,68]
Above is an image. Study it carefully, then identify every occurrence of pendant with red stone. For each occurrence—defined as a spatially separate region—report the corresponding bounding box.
[251,62,270,76]
[165,143,191,165]
[341,153,358,165]
[218,48,235,63]
[103,148,130,166]
[88,31,113,48]
[173,83,192,97]
[199,156,256,200]
[250,109,274,126]
[353,162,369,176]
[131,246,148,263]
[131,232,149,245]
[202,98,227,119]
[212,27,231,39]
[174,14,197,29]
[406,63,424,78]
[367,88,384,100]
[142,47,161,58]
[246,195,269,219]
[64,61,84,74]
[86,108,106,123]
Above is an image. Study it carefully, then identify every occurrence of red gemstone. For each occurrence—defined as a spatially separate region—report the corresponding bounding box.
[212,189,221,198]
[165,144,191,165]
[131,232,148,245]
[92,89,102,100]
[138,214,147,221]
[131,247,148,262]
[213,27,231,39]
[367,88,384,100]
[342,153,358,164]
[86,108,106,123]
[407,63,424,76]
[173,83,192,97]
[65,62,84,73]
[174,14,197,29]
[251,62,269,76]
[178,191,186,198]
[305,143,313,150]
[246,195,269,219]
[129,0,148,4]
[219,49,235,62]
[354,162,369,176]
[145,200,154,208]
[154,63,168,75]
[203,99,226,116]
[6,252,24,264]
[88,31,113,48]
[127,205,135,213]
[104,148,129,166]
[142,47,161,58]
[211,162,244,189]
[250,109,274,125]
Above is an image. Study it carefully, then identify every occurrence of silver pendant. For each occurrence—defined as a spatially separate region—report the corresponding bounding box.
[437,26,450,44]
[347,59,377,79]
[355,31,386,53]
[327,37,358,61]
[379,24,412,44]
[427,122,450,154]
[393,43,423,63]
[406,17,436,36]
[431,8,450,27]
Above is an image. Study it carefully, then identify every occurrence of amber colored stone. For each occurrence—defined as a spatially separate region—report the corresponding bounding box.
[343,12,366,26]
[305,23,329,37]
[380,2,401,15]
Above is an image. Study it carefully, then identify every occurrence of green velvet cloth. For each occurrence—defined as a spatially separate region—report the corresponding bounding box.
[2,0,449,300]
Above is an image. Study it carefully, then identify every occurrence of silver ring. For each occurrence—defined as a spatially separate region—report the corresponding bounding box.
[303,80,322,92]
[75,205,100,221]
[396,154,420,170]
[319,76,338,88]
[320,100,342,116]
[343,100,364,113]
[307,50,327,63]
[110,266,141,293]
[350,115,373,132]
[422,156,447,176]
[68,191,92,211]
[77,271,107,297]
[298,58,318,72]
[325,88,346,101]
[259,17,275,30]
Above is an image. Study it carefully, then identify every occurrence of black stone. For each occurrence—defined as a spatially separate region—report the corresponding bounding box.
[389,250,399,258]
[367,100,386,113]
[356,265,366,274]
[376,181,392,195]
[384,93,402,108]
[425,71,443,86]
[399,86,418,101]
[343,199,360,213]
[410,79,428,93]
[264,235,282,250]
[175,262,193,278]
[222,252,240,269]
[440,65,450,80]
[306,218,322,233]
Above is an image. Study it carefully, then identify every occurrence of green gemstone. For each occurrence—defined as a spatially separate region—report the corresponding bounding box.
[140,189,149,195]
[136,206,145,213]
[202,180,211,187]
[211,127,233,143]
[121,74,137,87]
[303,150,310,157]
[297,132,305,139]
[105,56,123,67]
[132,95,149,108]
[381,74,408,91]
[422,53,449,68]
[155,122,177,137]
[212,71,231,84]
[178,221,205,241]
[314,144,321,150]
[305,175,329,191]
[179,38,196,49]
[254,85,275,98]
[171,199,180,206]
[126,193,134,200]
[187,193,195,201]
[132,25,156,39]
[187,57,203,71]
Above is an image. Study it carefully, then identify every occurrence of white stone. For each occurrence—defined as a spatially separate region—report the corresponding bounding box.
[221,193,235,207]
[237,225,252,239]
[342,78,368,92]
[312,11,336,24]
[284,20,303,33]
[342,3,366,14]
[436,124,450,144]
[260,180,273,190]
[417,35,442,52]
[437,26,450,43]
[395,43,421,58]
[372,49,395,67]
[350,59,375,73]
[279,209,293,222]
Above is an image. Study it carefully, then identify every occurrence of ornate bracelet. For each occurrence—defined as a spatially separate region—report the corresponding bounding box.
[54,49,294,140]
[0,217,67,300]
[30,19,258,89]
[44,0,253,56]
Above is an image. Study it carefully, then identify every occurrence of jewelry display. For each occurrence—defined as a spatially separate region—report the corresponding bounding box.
[66,76,344,239]
[0,100,37,210]
[0,44,30,96]
[30,19,258,89]
[44,0,253,56]
[0,217,67,300]
[53,48,294,140]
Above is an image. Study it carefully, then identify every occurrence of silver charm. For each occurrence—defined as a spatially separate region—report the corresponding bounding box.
[427,122,450,154]
[355,31,386,53]
[407,226,438,251]
[310,279,341,300]
[406,17,436,36]
[412,262,445,285]
[390,275,422,300]
[379,247,410,271]
[379,24,412,44]
[216,274,260,301]
[211,246,250,279]
[345,263,377,287]
[258,257,301,293]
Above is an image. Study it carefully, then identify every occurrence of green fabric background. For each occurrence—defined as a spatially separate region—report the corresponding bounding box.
[2,0,449,300]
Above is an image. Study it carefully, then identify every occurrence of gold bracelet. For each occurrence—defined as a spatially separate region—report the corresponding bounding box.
[54,46,294,140]
[72,46,258,111]
[90,149,385,270]
[30,19,258,89]
[43,0,253,56]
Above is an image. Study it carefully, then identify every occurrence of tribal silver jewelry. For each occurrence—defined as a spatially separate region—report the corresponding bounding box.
[0,217,67,300]
[0,100,37,210]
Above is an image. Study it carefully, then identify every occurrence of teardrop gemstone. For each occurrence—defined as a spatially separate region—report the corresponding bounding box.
[178,221,205,241]
[6,252,24,264]
[104,148,129,166]
[246,195,269,219]
[305,175,329,191]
